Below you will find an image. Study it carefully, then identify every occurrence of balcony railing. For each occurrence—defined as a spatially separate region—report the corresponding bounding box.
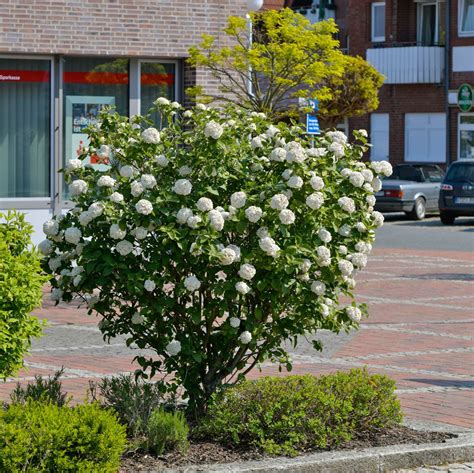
[366,45,444,84]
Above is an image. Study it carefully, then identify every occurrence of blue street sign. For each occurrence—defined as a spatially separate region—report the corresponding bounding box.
[308,98,319,112]
[306,114,320,135]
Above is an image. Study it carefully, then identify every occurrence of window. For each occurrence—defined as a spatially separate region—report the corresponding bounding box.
[371,2,386,42]
[0,58,52,198]
[418,2,441,45]
[405,113,446,163]
[459,0,474,35]
[459,114,474,160]
[370,113,389,161]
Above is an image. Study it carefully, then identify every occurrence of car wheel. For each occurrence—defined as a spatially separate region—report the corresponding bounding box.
[406,197,426,220]
[440,212,455,225]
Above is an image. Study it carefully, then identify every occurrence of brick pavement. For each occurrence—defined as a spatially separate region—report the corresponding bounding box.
[1,248,473,430]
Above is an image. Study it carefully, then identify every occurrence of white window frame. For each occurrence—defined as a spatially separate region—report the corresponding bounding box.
[459,0,474,36]
[371,2,386,42]
[458,113,474,160]
[417,2,440,44]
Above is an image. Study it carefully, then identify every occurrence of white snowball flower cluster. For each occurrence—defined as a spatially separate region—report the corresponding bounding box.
[172,179,192,196]
[144,279,156,292]
[109,192,124,203]
[371,161,393,177]
[66,159,82,171]
[116,240,134,256]
[155,97,170,106]
[318,228,332,243]
[279,209,295,225]
[38,239,53,255]
[141,174,157,189]
[287,175,303,189]
[97,175,115,188]
[110,223,126,240]
[372,211,385,227]
[239,331,252,344]
[238,263,256,281]
[259,236,280,257]
[338,259,354,276]
[70,179,88,196]
[132,312,144,324]
[43,220,59,236]
[135,199,153,215]
[204,120,224,139]
[166,340,181,356]
[219,246,238,265]
[346,306,362,322]
[270,193,289,210]
[245,206,263,223]
[196,197,213,212]
[142,127,161,144]
[349,171,365,188]
[208,209,224,231]
[230,191,247,209]
[371,177,382,192]
[229,317,241,328]
[132,226,148,240]
[235,281,250,295]
[328,142,345,158]
[270,147,286,162]
[120,165,136,178]
[306,192,324,210]
[187,215,202,229]
[311,280,326,295]
[350,252,368,269]
[310,175,325,191]
[366,195,376,207]
[338,196,356,213]
[65,227,82,245]
[155,154,169,167]
[178,165,192,176]
[184,275,201,292]
[177,207,193,224]
[285,141,306,163]
[326,130,347,145]
[316,246,331,266]
[131,180,144,197]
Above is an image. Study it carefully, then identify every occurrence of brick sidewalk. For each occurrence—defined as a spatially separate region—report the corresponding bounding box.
[2,248,473,429]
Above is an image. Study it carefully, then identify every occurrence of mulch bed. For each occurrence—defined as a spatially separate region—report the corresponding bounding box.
[119,426,456,472]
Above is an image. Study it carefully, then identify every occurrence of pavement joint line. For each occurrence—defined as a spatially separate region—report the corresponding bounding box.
[362,319,474,326]
[396,386,474,394]
[23,361,130,379]
[29,343,125,353]
[369,254,474,264]
[45,324,101,332]
[357,274,474,285]
[360,324,474,340]
[357,295,474,311]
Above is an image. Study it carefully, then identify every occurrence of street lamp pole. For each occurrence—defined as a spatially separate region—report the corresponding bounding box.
[246,0,263,97]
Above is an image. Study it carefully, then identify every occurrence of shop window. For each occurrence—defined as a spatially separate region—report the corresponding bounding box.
[459,114,474,160]
[460,0,474,35]
[405,113,445,163]
[371,2,386,42]
[0,58,51,198]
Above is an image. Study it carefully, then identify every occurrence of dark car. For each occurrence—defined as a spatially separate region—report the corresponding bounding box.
[438,160,474,225]
[374,164,444,220]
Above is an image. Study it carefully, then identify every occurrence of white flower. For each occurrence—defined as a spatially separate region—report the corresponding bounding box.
[358,129,368,138]
[177,208,193,224]
[109,192,124,204]
[310,175,324,191]
[270,147,287,162]
[66,159,82,171]
[238,263,256,281]
[282,169,293,180]
[300,259,312,273]
[142,127,161,144]
[270,193,289,210]
[97,175,115,188]
[184,275,201,292]
[316,246,331,265]
[239,331,252,344]
[219,247,237,265]
[110,223,126,240]
[178,165,192,177]
[131,311,145,325]
[48,256,62,272]
[307,147,327,157]
[38,239,53,255]
[155,154,169,167]
[144,279,156,292]
[306,192,324,210]
[320,303,330,317]
[71,265,84,277]
[257,227,270,239]
[338,197,356,213]
[229,317,241,328]
[251,136,263,149]
[51,288,63,301]
[318,228,332,243]
[135,199,153,215]
[70,179,88,196]
[338,224,351,237]
[285,141,306,163]
[279,209,295,225]
[141,174,157,189]
[166,340,182,356]
[196,103,207,110]
[326,130,347,144]
[236,281,250,295]
[227,244,241,261]
[366,195,376,207]
[371,161,393,177]
[187,215,202,229]
[230,191,247,209]
[65,227,82,245]
[196,197,213,212]
[77,211,90,227]
[341,168,352,178]
[73,275,82,286]
[208,209,224,231]
[183,110,193,118]
[43,219,59,236]
[311,280,326,295]
[88,202,104,219]
[259,237,280,257]
[339,245,348,255]
[245,206,263,223]
[351,252,368,268]
[155,97,170,106]
[371,177,382,192]
[171,101,181,109]
[115,240,134,256]
[346,306,362,322]
[228,206,237,218]
[133,226,148,240]
[76,243,84,256]
[328,142,345,158]
[338,259,354,276]
[372,211,384,227]
[120,165,136,178]
[172,179,192,196]
[266,125,279,138]
[361,169,374,182]
[355,242,372,254]
[287,175,304,189]
[349,172,365,188]
[204,120,224,139]
[356,222,367,233]
[131,180,145,197]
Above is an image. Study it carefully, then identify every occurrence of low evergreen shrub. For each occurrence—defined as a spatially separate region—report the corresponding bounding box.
[146,408,189,455]
[198,368,403,456]
[0,401,127,472]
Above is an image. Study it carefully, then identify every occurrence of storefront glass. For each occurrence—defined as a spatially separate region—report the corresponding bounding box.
[0,58,51,198]
[459,114,474,160]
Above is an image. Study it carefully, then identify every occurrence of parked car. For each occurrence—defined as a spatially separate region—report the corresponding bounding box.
[374,163,444,220]
[438,160,474,225]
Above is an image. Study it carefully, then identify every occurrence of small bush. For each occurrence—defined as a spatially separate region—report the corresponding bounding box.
[10,368,68,406]
[0,401,127,472]
[198,368,403,456]
[0,210,46,379]
[147,408,189,455]
[89,374,164,437]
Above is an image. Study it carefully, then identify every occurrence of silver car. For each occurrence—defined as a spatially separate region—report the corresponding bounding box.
[374,164,444,220]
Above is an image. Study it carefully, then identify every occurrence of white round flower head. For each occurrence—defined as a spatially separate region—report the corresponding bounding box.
[341,168,352,178]
[307,147,327,158]
[287,175,304,189]
[364,183,374,193]
[204,120,224,139]
[184,275,201,292]
[245,206,263,223]
[65,227,82,245]
[166,340,182,356]
[144,279,156,292]
[338,197,356,213]
[266,124,279,138]
[70,179,88,196]
[318,228,332,243]
[141,174,157,189]
[338,259,354,276]
[131,180,145,197]
[230,191,247,209]
[339,245,348,255]
[251,136,263,149]
[285,141,306,163]
[115,240,134,256]
[346,306,362,322]
[282,169,293,181]
[371,177,382,192]
[133,226,148,240]
[238,263,256,281]
[51,288,63,302]
[351,252,368,268]
[172,179,192,196]
[361,169,374,182]
[66,159,82,171]
[366,195,376,207]
[178,165,192,177]
[135,199,153,215]
[259,237,280,257]
[239,331,252,344]
[176,208,193,224]
[356,222,367,233]
[326,130,347,144]
[155,154,169,167]
[229,317,241,328]
[372,211,384,227]
[196,197,213,212]
[355,242,371,254]
[187,215,202,229]
[256,226,270,239]
[235,281,250,295]
[97,175,115,188]
[316,246,331,265]
[171,101,181,109]
[328,142,345,158]
[208,209,225,231]
[75,243,84,256]
[71,265,84,277]
[78,212,91,227]
[183,110,193,118]
[227,244,241,261]
[306,192,324,210]
[73,274,82,287]
[196,103,207,110]
[48,256,62,272]
[110,223,126,240]
[155,96,170,106]
[338,224,351,237]
[131,311,145,325]
[270,193,289,210]
[270,147,287,162]
[120,165,135,178]
[219,247,237,266]
[279,209,295,225]
[43,219,59,236]
[142,127,161,144]
[310,175,325,191]
[311,280,326,296]
[109,192,124,203]
[300,259,312,273]
[88,202,104,219]
[349,172,365,188]
[38,239,53,256]
[358,129,368,138]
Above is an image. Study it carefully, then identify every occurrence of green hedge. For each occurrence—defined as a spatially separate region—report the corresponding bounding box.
[198,369,403,456]
[0,401,127,472]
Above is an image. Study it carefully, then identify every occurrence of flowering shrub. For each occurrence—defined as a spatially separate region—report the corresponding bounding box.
[40,99,391,415]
